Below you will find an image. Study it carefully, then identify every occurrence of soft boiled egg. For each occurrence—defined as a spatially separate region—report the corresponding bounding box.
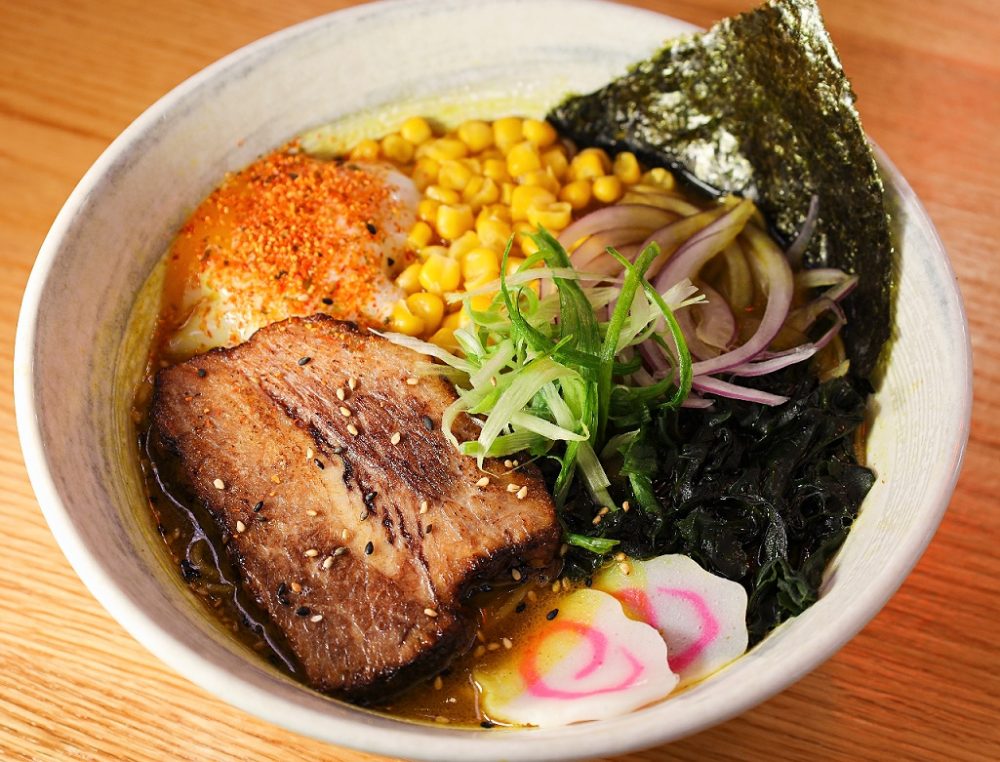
[159,150,416,361]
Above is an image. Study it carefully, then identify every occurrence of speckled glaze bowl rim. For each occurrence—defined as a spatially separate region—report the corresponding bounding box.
[14,1,972,759]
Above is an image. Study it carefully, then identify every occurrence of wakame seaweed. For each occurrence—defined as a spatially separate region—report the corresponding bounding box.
[559,368,875,644]
[549,0,893,378]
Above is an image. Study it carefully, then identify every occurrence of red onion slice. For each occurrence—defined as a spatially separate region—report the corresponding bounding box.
[693,282,736,351]
[558,205,676,250]
[786,194,820,268]
[692,376,789,406]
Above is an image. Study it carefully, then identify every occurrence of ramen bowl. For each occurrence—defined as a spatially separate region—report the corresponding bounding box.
[14,1,970,759]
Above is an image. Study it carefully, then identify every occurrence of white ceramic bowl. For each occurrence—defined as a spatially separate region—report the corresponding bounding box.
[14,1,971,760]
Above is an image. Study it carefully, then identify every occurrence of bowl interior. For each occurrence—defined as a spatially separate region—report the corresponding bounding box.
[15,1,970,760]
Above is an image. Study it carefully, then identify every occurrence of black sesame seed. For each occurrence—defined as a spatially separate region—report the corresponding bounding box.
[364,541,374,555]
[363,491,377,510]
[546,608,559,621]
[253,501,264,513]
[321,297,333,306]
[196,368,207,378]
[585,577,593,588]
[298,356,311,366]
[387,257,395,267]
[276,582,290,606]
[425,524,433,534]
[295,606,311,617]
[314,458,325,470]
[480,721,495,729]
[421,415,434,431]
[515,601,526,613]
[365,222,378,235]
[179,560,201,581]
[359,508,370,521]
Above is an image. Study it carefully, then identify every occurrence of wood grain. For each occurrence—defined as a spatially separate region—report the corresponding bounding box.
[1,1,998,760]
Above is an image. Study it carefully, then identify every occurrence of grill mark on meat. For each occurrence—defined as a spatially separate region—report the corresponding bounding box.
[151,314,560,700]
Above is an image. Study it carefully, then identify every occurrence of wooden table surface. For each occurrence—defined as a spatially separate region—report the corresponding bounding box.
[2,0,998,759]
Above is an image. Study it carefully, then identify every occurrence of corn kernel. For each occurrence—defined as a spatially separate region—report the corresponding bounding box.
[457,120,494,153]
[396,262,422,294]
[569,149,609,181]
[438,160,473,191]
[390,300,425,336]
[476,216,513,251]
[541,147,570,180]
[481,204,511,224]
[592,175,624,204]
[493,117,523,153]
[461,157,482,176]
[641,167,676,191]
[424,138,468,163]
[406,292,445,334]
[349,138,380,161]
[448,231,481,259]
[443,309,468,330]
[381,133,414,164]
[411,157,440,191]
[436,204,474,240]
[613,151,641,185]
[400,116,433,145]
[469,292,498,312]
[417,198,440,223]
[462,247,500,284]
[419,253,462,294]
[425,185,461,205]
[518,169,560,194]
[559,179,592,211]
[519,234,540,257]
[506,141,542,177]
[501,182,516,206]
[527,201,573,231]
[463,176,500,209]
[510,185,556,222]
[522,119,557,149]
[406,221,434,250]
[429,325,459,352]
[483,158,510,183]
[504,256,526,275]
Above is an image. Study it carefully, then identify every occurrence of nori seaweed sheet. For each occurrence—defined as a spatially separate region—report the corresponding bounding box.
[548,0,893,378]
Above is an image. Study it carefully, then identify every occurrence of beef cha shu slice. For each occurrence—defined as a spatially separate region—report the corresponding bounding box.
[151,314,560,700]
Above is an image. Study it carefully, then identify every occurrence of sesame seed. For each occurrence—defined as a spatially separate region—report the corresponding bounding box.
[503,459,513,469]
[421,415,434,431]
[304,549,319,558]
[512,460,519,467]
[405,377,419,386]
[487,642,500,652]
[306,447,314,460]
[562,577,571,591]
[598,506,610,516]
[213,478,225,490]
[364,541,374,555]
[622,500,631,513]
[431,676,444,691]
[435,716,449,725]
[502,638,513,650]
[314,458,324,470]
[476,630,486,643]
[489,377,497,387]
[516,486,528,500]
[359,508,369,521]
[339,406,351,417]
[310,614,324,623]
[390,432,401,445]
[592,514,604,525]
[546,609,559,621]
[276,582,290,606]
[527,591,538,603]
[614,551,626,562]
[336,388,346,401]
[551,580,561,593]
[322,556,334,570]
[290,582,302,593]
[618,562,632,575]
[515,601,526,613]
[425,523,434,534]
[253,500,264,513]
[348,377,357,390]
[424,608,438,618]
[295,606,311,617]
[481,721,495,729]
[341,529,350,541]
[474,645,486,658]
[297,356,311,366]
[506,483,519,493]
[347,424,359,436]
[321,297,333,305]
[196,368,207,378]
[235,520,246,533]
[559,543,569,557]
[419,500,429,514]
[475,477,490,488]
[511,569,522,582]
[333,547,348,557]
[306,509,317,517]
